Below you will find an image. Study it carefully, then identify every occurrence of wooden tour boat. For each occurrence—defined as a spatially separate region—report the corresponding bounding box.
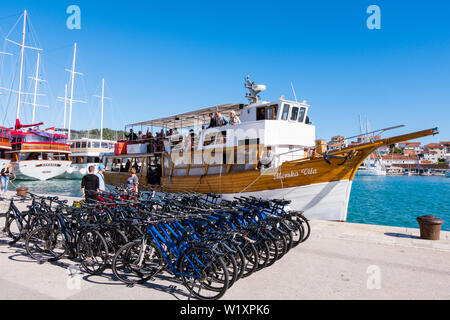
[104,77,438,221]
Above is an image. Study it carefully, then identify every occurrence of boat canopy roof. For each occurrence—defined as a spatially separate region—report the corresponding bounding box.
[126,103,246,130]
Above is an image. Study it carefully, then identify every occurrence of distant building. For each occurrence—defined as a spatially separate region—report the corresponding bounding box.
[382,154,419,167]
[421,150,439,164]
[376,146,390,156]
[440,141,450,163]
[424,143,446,160]
[404,142,422,157]
[328,135,348,150]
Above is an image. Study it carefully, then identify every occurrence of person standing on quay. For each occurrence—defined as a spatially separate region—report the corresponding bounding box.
[81,165,99,203]
[0,164,13,197]
[127,168,139,193]
[96,164,106,192]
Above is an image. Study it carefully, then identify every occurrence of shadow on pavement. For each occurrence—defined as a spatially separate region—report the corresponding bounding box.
[384,232,421,239]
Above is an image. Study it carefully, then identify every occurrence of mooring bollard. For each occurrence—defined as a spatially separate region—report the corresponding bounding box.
[416,215,444,240]
[16,187,28,197]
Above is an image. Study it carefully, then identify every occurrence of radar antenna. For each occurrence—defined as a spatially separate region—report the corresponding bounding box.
[245,75,266,104]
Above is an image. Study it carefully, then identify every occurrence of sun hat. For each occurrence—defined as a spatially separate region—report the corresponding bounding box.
[98,164,105,171]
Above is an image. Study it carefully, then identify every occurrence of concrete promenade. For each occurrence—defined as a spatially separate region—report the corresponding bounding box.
[0,191,449,300]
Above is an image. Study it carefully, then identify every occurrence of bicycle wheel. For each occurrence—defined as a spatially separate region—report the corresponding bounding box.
[289,220,304,248]
[179,248,229,300]
[255,240,270,270]
[221,252,238,288]
[5,213,23,244]
[299,215,311,243]
[112,240,163,285]
[102,229,128,260]
[265,237,279,267]
[228,243,246,280]
[77,229,109,275]
[241,242,258,278]
[273,231,288,260]
[25,226,66,262]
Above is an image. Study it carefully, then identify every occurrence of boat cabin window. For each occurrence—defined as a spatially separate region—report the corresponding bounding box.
[256,107,265,121]
[75,142,81,148]
[93,142,100,148]
[266,105,278,120]
[281,104,290,120]
[23,135,49,143]
[298,107,306,123]
[256,105,279,121]
[0,129,11,138]
[108,158,121,172]
[290,107,299,121]
[53,136,68,144]
[81,142,87,148]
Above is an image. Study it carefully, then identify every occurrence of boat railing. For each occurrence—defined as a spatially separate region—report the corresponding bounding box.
[13,143,71,153]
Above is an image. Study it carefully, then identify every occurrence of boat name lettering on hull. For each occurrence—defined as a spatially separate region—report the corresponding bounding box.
[35,163,62,168]
[274,168,318,180]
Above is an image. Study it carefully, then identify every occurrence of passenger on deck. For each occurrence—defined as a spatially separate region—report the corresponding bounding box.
[229,111,241,125]
[137,131,143,140]
[215,112,228,127]
[207,113,217,128]
[125,129,138,142]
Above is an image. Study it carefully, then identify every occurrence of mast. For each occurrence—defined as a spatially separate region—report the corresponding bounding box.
[63,43,86,140]
[2,10,42,127]
[68,43,77,140]
[31,52,40,123]
[63,84,68,129]
[16,10,27,120]
[26,52,48,123]
[100,78,104,141]
[94,78,111,141]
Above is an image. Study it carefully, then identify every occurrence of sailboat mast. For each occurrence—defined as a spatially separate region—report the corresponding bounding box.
[68,43,77,140]
[16,10,27,121]
[100,78,105,141]
[63,84,68,129]
[31,52,40,123]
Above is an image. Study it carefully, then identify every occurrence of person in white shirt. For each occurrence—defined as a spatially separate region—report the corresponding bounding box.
[229,110,241,125]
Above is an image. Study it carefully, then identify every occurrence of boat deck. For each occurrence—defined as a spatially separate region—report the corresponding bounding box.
[0,191,449,300]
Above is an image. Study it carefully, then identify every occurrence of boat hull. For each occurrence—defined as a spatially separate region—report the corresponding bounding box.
[13,160,72,181]
[221,180,353,221]
[104,128,438,222]
[60,163,101,179]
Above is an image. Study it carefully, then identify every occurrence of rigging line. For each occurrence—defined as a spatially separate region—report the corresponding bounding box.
[4,12,23,39]
[0,12,23,21]
[238,166,274,194]
[1,54,20,126]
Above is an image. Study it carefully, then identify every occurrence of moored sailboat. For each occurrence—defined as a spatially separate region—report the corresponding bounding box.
[0,11,72,181]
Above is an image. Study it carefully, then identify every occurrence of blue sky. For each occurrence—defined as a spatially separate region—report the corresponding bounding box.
[0,0,449,144]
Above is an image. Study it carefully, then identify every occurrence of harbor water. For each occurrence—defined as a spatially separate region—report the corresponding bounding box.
[6,175,449,231]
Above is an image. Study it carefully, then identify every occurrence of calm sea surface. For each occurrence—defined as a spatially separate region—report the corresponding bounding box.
[8,175,450,231]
